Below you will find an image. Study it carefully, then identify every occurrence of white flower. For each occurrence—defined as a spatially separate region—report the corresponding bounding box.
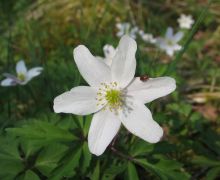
[177,14,194,29]
[53,35,176,156]
[1,60,43,86]
[156,27,184,57]
[139,30,145,36]
[116,22,139,39]
[138,30,156,44]
[96,44,117,66]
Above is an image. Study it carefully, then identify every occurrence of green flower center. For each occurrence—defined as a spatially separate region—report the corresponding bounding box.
[17,73,25,81]
[96,82,124,112]
[105,89,122,108]
[166,39,174,46]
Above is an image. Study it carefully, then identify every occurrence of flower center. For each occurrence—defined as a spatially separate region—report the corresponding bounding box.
[17,73,25,81]
[96,82,124,112]
[166,39,174,46]
[105,89,122,108]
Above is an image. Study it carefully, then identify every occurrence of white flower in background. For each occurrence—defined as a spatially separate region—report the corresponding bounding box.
[130,26,139,39]
[177,14,194,29]
[156,27,184,57]
[54,35,176,156]
[96,44,117,66]
[116,22,139,39]
[1,60,43,86]
[139,30,156,44]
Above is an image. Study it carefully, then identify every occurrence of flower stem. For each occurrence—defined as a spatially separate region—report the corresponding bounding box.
[27,84,38,104]
[110,146,134,162]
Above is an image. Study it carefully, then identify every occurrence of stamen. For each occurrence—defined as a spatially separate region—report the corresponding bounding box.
[96,82,124,114]
[17,73,25,81]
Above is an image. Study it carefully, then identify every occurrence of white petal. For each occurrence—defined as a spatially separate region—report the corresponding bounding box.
[173,32,184,42]
[119,101,163,143]
[96,56,112,67]
[167,48,175,56]
[173,44,182,51]
[139,30,145,36]
[111,35,137,88]
[104,58,113,66]
[156,38,167,49]
[27,67,43,79]
[16,60,27,74]
[53,86,104,115]
[103,44,116,59]
[73,45,111,87]
[166,27,173,39]
[88,109,121,156]
[126,77,176,104]
[116,31,124,37]
[19,79,29,85]
[1,78,16,86]
[3,73,16,79]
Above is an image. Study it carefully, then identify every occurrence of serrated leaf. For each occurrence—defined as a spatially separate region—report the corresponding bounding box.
[35,143,68,176]
[49,147,82,179]
[136,155,190,180]
[6,121,77,143]
[0,137,24,179]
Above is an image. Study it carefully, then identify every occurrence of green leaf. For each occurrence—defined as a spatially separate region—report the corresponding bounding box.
[6,121,77,143]
[0,136,21,160]
[0,137,24,179]
[81,142,92,173]
[127,162,139,180]
[83,115,92,136]
[102,163,126,180]
[35,143,68,176]
[49,147,82,179]
[23,170,40,180]
[91,161,100,180]
[167,103,192,117]
[136,155,190,180]
[129,140,154,157]
[192,156,220,167]
[206,167,220,180]
[20,140,42,158]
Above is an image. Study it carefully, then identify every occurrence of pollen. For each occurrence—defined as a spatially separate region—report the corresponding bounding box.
[17,73,25,81]
[105,89,122,108]
[96,82,124,113]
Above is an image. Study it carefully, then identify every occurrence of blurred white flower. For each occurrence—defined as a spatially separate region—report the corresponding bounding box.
[138,29,145,36]
[1,60,43,86]
[156,27,184,56]
[96,44,117,66]
[53,35,176,156]
[116,22,139,39]
[177,14,194,29]
[143,34,156,44]
[138,30,156,44]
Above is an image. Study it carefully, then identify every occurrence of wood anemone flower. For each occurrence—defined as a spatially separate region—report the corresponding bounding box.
[53,35,176,156]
